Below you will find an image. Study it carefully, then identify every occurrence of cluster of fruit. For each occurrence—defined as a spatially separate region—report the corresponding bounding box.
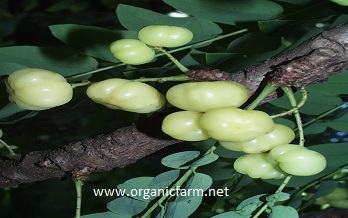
[314,187,348,209]
[5,69,165,113]
[5,25,193,111]
[110,25,193,65]
[161,81,326,179]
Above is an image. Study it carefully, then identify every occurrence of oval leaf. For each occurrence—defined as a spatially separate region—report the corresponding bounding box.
[190,153,219,167]
[0,46,98,77]
[149,170,181,189]
[164,0,283,24]
[269,205,299,218]
[161,151,200,169]
[107,197,148,216]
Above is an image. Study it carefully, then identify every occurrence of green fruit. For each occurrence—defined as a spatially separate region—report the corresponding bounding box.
[161,111,210,141]
[6,68,73,110]
[166,81,250,112]
[220,124,295,153]
[87,78,165,113]
[109,39,155,65]
[138,25,193,47]
[200,108,275,142]
[267,144,326,176]
[233,153,287,179]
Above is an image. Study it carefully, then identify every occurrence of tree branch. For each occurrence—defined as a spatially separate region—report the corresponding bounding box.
[1,22,348,188]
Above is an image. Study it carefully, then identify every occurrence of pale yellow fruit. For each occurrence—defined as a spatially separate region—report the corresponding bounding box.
[161,111,210,141]
[166,81,250,112]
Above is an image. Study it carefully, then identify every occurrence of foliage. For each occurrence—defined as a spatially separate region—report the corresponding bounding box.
[1,0,348,218]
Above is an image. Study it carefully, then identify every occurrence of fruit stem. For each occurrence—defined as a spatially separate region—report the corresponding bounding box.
[70,80,92,88]
[245,84,278,110]
[271,87,308,118]
[0,138,16,157]
[74,179,84,218]
[282,87,305,147]
[155,47,189,73]
[133,74,190,83]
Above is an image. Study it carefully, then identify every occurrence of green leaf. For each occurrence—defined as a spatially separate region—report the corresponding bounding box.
[236,194,265,216]
[227,33,281,54]
[266,192,290,206]
[164,0,283,24]
[149,170,181,189]
[182,173,213,194]
[329,112,348,132]
[116,4,222,43]
[303,122,328,135]
[0,46,98,77]
[117,177,154,201]
[161,151,200,169]
[164,195,203,218]
[81,211,129,218]
[302,180,338,207]
[269,205,299,218]
[49,24,137,62]
[0,110,38,124]
[190,153,219,167]
[258,20,299,34]
[0,103,28,120]
[205,53,238,67]
[199,161,235,181]
[273,118,296,129]
[211,211,245,218]
[0,63,28,76]
[107,197,148,216]
[275,0,313,5]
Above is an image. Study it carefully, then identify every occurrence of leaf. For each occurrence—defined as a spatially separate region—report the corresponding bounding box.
[227,33,281,54]
[107,197,148,217]
[0,46,98,76]
[182,173,213,194]
[49,24,137,62]
[0,110,39,124]
[303,122,328,135]
[0,103,28,120]
[258,20,299,34]
[328,110,348,132]
[0,63,28,76]
[269,205,299,218]
[211,211,245,218]
[199,161,235,181]
[275,0,313,5]
[164,0,283,24]
[161,151,200,169]
[266,192,290,206]
[116,4,222,43]
[302,180,338,208]
[117,177,154,201]
[149,170,181,189]
[164,195,203,218]
[236,194,265,216]
[81,211,129,218]
[190,153,219,167]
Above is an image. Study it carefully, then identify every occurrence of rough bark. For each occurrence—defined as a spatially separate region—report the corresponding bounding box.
[1,22,348,188]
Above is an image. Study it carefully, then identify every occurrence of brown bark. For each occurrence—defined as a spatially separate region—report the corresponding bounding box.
[1,22,348,188]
